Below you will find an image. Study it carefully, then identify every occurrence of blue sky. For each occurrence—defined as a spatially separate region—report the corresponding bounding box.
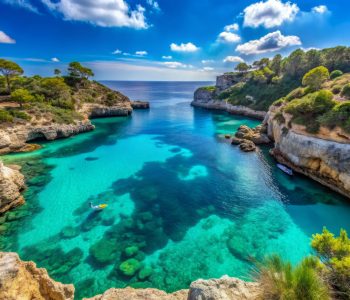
[0,0,350,80]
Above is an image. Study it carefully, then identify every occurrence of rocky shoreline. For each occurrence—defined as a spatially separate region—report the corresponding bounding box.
[0,251,261,300]
[265,106,350,199]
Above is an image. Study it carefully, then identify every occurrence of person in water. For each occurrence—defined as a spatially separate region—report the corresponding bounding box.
[90,202,100,210]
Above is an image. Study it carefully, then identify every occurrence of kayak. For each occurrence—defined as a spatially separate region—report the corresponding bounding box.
[90,202,108,210]
[277,164,293,176]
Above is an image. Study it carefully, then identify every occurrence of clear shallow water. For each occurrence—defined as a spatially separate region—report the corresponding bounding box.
[1,81,350,299]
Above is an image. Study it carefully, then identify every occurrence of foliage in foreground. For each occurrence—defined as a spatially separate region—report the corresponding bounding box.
[258,228,350,300]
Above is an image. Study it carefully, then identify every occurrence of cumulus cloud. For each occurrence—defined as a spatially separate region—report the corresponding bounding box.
[146,0,160,11]
[170,42,199,52]
[243,0,299,28]
[41,0,148,29]
[0,31,15,44]
[236,31,301,55]
[312,5,328,14]
[162,55,172,59]
[113,49,122,54]
[202,67,214,71]
[224,23,239,31]
[51,57,60,62]
[217,31,241,43]
[223,56,244,63]
[135,51,148,56]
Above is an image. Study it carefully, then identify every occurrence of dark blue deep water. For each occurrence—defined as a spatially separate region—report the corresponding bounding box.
[1,81,350,299]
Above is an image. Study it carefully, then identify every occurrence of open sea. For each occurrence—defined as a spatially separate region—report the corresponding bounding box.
[1,81,350,299]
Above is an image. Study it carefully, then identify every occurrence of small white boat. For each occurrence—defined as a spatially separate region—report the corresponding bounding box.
[277,164,293,176]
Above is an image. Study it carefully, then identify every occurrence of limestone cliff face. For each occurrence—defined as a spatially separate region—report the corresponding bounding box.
[216,74,241,92]
[0,252,74,300]
[192,88,266,120]
[266,106,350,198]
[0,120,95,155]
[0,161,25,213]
[79,103,132,118]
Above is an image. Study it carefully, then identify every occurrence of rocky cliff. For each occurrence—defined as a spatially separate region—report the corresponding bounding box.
[0,252,74,300]
[266,105,350,198]
[0,161,25,213]
[192,87,266,120]
[0,252,261,300]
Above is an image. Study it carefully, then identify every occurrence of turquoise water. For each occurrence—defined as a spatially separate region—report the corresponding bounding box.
[1,81,350,299]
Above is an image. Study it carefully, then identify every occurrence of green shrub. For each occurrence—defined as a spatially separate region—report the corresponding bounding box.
[285,87,306,101]
[330,70,343,79]
[257,255,329,300]
[312,228,350,297]
[272,98,285,107]
[11,88,34,107]
[341,83,350,99]
[201,86,216,92]
[9,110,31,121]
[0,109,14,123]
[313,90,335,114]
[318,101,350,132]
[302,66,330,91]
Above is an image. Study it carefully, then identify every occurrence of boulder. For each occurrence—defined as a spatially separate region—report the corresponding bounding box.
[0,252,74,300]
[239,140,256,152]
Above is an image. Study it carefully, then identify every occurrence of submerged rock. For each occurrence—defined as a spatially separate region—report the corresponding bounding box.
[0,252,74,300]
[119,258,141,277]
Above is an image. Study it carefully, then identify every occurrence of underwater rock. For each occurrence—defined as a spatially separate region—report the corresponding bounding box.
[85,157,99,161]
[124,246,139,257]
[138,266,153,280]
[61,226,80,239]
[0,160,25,214]
[119,258,141,277]
[89,240,118,265]
[0,252,74,300]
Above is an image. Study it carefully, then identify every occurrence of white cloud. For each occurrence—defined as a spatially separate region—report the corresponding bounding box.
[236,31,301,55]
[3,0,39,13]
[146,0,160,11]
[0,31,15,44]
[224,23,239,31]
[123,52,131,56]
[201,60,214,64]
[135,50,148,56]
[170,42,199,52]
[162,55,172,59]
[223,56,244,63]
[217,31,241,43]
[243,0,299,28]
[163,61,189,69]
[42,0,148,29]
[203,67,214,71]
[51,57,60,62]
[312,5,328,14]
[113,49,122,54]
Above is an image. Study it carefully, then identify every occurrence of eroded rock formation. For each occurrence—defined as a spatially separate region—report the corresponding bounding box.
[266,105,350,198]
[192,88,266,120]
[0,252,74,300]
[0,161,25,213]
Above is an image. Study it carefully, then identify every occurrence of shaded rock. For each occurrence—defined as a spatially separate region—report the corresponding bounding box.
[239,140,256,152]
[188,276,262,300]
[138,266,153,280]
[124,246,139,257]
[231,137,243,145]
[235,125,270,145]
[0,160,25,214]
[0,252,74,300]
[131,101,150,109]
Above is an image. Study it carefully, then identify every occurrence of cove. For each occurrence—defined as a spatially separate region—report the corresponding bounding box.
[1,81,350,300]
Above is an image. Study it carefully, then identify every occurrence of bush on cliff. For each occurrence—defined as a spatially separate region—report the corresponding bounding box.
[11,88,34,107]
[258,255,329,300]
[302,66,330,92]
[330,70,343,79]
[0,109,14,123]
[312,227,350,297]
